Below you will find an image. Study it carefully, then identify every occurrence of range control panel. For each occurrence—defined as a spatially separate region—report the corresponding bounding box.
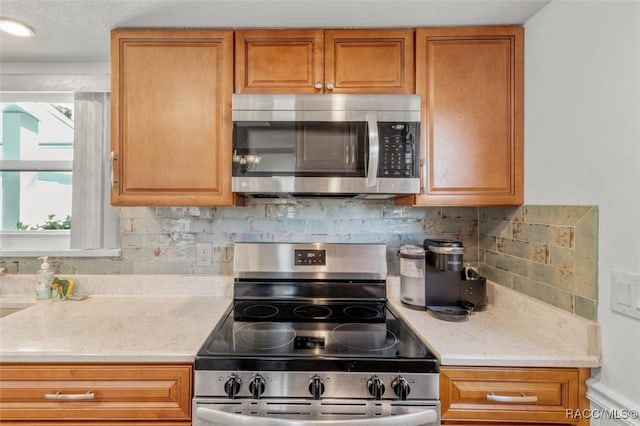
[294,249,326,266]
[378,122,419,178]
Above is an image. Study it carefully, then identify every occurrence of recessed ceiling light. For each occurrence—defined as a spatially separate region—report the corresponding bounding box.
[0,18,35,37]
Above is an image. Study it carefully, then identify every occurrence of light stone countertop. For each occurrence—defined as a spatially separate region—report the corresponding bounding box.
[387,278,601,368]
[0,274,600,367]
[0,296,230,363]
[0,274,232,363]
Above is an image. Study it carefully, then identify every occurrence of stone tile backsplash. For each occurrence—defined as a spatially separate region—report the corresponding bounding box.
[1,201,598,320]
[1,199,478,277]
[478,206,598,320]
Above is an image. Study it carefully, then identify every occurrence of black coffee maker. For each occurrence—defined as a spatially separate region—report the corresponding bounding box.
[423,239,487,320]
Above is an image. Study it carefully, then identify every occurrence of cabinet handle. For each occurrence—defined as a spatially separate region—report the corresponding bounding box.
[314,82,323,90]
[419,158,424,193]
[110,151,116,187]
[44,390,95,400]
[326,82,334,90]
[486,392,538,403]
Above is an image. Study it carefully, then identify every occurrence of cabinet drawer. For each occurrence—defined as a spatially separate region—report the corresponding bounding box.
[441,367,587,424]
[0,363,192,421]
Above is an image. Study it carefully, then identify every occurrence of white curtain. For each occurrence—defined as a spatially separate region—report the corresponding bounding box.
[70,93,119,250]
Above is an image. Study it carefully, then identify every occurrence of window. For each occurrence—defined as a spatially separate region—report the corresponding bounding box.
[0,92,119,255]
[1,93,73,230]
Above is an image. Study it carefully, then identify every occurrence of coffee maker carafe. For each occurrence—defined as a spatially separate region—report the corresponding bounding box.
[423,239,487,318]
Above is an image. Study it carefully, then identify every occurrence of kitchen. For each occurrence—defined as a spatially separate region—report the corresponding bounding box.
[0,0,639,425]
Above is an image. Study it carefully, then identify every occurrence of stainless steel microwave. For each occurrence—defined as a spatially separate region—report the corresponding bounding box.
[232,94,420,198]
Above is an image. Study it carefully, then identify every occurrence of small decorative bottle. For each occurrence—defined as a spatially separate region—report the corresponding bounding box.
[35,256,54,300]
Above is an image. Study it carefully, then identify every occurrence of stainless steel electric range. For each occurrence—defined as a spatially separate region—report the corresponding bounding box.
[193,243,440,426]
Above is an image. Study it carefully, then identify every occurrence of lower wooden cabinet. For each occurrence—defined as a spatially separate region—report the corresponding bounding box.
[0,363,192,425]
[441,366,590,426]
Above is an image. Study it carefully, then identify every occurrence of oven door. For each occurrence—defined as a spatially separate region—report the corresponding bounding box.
[193,398,440,426]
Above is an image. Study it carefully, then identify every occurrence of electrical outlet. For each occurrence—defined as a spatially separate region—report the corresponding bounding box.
[196,243,212,267]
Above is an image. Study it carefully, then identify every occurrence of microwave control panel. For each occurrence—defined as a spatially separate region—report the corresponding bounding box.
[378,122,419,178]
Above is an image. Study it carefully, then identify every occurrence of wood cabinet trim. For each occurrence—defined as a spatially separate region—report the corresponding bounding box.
[415,25,525,38]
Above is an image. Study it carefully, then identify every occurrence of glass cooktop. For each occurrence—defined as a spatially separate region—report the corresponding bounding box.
[195,301,438,373]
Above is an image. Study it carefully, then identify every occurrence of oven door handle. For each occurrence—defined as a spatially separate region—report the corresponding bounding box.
[196,406,438,426]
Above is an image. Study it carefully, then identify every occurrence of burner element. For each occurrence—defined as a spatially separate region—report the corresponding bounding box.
[242,304,279,319]
[293,304,332,319]
[332,323,398,351]
[343,305,384,320]
[234,322,296,351]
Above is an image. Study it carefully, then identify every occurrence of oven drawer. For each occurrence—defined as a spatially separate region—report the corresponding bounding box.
[440,366,590,424]
[0,363,192,422]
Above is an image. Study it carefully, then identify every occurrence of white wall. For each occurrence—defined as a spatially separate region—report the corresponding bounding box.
[525,0,640,417]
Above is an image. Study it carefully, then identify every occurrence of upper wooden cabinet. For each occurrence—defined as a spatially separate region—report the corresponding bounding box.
[399,26,523,206]
[111,29,234,206]
[235,29,415,94]
[234,29,324,94]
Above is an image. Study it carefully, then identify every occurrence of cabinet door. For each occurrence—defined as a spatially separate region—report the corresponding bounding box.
[0,363,192,422]
[235,29,324,93]
[441,366,590,425]
[410,26,523,206]
[325,29,415,93]
[111,29,233,206]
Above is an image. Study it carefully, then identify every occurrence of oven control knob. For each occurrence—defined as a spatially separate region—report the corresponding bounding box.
[367,376,385,400]
[224,375,242,399]
[308,375,325,400]
[392,377,411,400]
[249,375,266,399]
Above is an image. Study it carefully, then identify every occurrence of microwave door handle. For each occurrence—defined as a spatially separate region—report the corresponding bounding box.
[366,115,379,187]
[196,406,438,426]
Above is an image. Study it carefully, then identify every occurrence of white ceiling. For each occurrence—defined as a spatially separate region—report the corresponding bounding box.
[0,0,551,64]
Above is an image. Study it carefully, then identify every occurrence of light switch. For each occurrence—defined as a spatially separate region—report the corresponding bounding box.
[616,281,632,307]
[612,269,640,320]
